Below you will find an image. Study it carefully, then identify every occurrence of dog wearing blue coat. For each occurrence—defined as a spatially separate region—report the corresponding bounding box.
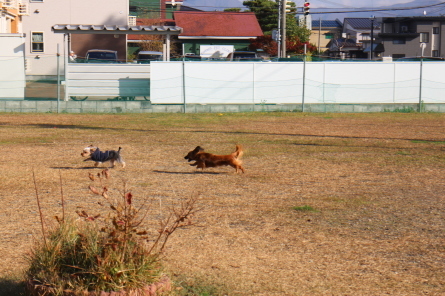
[81,145,125,168]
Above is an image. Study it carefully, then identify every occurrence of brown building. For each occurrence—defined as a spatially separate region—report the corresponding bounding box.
[310,19,342,54]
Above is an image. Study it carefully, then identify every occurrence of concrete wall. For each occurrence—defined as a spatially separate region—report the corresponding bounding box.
[1,101,444,113]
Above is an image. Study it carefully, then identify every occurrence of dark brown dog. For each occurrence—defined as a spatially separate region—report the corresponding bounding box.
[184,145,244,173]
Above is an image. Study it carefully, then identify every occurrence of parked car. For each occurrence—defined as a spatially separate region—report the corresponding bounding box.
[227,51,262,61]
[136,51,163,63]
[85,49,118,63]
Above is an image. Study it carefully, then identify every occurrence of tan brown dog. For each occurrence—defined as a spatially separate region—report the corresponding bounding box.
[81,145,126,168]
[184,145,244,173]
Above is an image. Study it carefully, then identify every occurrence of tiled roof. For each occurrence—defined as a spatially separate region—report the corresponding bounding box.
[174,11,263,37]
[311,19,342,29]
[344,18,380,30]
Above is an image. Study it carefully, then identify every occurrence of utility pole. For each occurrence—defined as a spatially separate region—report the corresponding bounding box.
[281,0,287,58]
[318,18,321,54]
[277,0,281,58]
[370,16,375,60]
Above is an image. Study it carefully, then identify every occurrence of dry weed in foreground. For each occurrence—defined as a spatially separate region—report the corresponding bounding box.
[26,169,200,296]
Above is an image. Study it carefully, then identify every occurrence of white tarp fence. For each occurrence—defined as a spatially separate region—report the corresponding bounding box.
[150,61,445,104]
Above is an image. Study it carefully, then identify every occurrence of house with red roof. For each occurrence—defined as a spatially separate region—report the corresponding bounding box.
[128,10,263,58]
[174,11,263,56]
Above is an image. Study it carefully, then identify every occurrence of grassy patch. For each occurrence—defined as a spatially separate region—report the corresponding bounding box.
[411,140,445,145]
[173,275,228,296]
[293,205,318,212]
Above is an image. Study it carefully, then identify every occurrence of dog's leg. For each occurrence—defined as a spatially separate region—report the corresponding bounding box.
[232,164,245,173]
[121,161,126,168]
[110,160,115,168]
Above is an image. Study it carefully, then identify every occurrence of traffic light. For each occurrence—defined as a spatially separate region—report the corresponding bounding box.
[304,2,310,15]
[285,1,293,13]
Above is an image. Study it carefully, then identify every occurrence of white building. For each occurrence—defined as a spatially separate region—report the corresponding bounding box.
[21,0,129,79]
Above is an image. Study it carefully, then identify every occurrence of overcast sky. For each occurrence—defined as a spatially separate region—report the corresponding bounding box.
[182,0,417,10]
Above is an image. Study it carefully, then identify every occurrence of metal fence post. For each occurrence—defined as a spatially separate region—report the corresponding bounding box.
[182,60,186,113]
[419,43,426,112]
[57,44,60,113]
[302,44,307,112]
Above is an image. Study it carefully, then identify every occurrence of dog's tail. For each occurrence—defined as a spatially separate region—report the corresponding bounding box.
[232,144,243,159]
[116,147,125,164]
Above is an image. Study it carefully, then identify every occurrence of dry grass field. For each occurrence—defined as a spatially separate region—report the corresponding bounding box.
[0,112,444,295]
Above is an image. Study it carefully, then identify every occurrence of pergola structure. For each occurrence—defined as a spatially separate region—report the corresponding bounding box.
[51,25,183,103]
[52,24,183,62]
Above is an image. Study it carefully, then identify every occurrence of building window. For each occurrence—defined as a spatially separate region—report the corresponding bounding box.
[325,33,334,39]
[31,32,44,52]
[30,0,44,2]
[420,32,429,43]
[393,38,406,44]
[432,50,439,57]
[165,4,174,19]
[361,33,370,41]
[433,27,439,34]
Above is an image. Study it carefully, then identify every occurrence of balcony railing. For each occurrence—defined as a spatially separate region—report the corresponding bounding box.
[18,2,28,15]
[3,0,16,7]
[1,0,29,15]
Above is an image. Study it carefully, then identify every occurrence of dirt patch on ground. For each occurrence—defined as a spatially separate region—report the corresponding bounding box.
[0,112,444,295]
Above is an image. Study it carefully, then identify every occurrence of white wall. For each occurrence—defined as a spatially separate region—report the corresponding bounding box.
[65,63,150,99]
[22,0,129,76]
[0,34,26,99]
[151,61,445,104]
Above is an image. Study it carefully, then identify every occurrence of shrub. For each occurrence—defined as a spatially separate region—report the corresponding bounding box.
[26,169,199,295]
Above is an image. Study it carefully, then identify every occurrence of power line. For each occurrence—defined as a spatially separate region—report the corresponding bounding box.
[130,1,445,16]
[311,1,445,14]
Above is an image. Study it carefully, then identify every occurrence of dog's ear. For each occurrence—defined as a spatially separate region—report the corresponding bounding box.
[196,146,204,152]
[190,146,201,154]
